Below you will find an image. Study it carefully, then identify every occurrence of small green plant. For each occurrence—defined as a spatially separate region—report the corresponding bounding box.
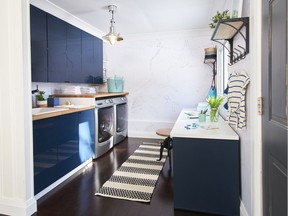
[207,96,224,109]
[209,10,230,28]
[207,96,224,122]
[37,91,46,101]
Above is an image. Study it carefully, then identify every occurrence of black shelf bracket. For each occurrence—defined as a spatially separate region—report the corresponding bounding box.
[211,17,249,65]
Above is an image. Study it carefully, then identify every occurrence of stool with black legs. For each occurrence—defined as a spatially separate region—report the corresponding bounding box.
[156,128,173,169]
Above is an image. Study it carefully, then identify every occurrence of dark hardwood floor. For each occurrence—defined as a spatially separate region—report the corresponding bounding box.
[32,137,215,216]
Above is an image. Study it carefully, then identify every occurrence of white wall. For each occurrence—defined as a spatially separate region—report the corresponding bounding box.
[0,0,36,215]
[104,31,214,138]
[249,0,263,215]
[218,0,263,215]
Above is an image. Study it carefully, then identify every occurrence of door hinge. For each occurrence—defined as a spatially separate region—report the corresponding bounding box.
[257,97,263,115]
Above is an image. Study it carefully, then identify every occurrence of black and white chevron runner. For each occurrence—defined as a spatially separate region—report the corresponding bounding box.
[95,142,167,202]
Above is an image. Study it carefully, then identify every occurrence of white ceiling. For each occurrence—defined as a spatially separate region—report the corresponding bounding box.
[47,0,229,35]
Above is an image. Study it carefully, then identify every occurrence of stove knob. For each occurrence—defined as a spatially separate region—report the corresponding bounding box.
[109,99,113,103]
[105,99,109,104]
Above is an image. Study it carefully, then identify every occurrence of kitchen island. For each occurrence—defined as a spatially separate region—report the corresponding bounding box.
[171,108,240,216]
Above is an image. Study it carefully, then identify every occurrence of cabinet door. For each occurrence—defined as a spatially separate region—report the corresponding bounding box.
[81,31,103,84]
[30,5,48,82]
[57,113,80,178]
[67,23,82,83]
[93,37,104,84]
[33,118,60,194]
[47,14,68,82]
[173,137,240,215]
[78,109,95,161]
[33,110,95,194]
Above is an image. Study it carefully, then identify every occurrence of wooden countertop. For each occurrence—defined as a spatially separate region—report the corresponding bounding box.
[52,92,129,98]
[32,106,95,121]
[33,92,128,121]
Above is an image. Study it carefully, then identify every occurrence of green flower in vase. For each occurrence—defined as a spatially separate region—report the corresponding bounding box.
[207,96,224,122]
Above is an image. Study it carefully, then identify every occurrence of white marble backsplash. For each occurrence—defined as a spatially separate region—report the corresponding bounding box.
[105,32,214,138]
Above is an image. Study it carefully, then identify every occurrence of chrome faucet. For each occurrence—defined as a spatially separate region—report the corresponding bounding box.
[32,84,39,94]
[32,85,39,108]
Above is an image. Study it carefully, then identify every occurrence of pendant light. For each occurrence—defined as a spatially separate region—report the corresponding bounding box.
[103,5,123,45]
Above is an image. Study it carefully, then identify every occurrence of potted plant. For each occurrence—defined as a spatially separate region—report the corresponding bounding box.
[37,90,47,107]
[209,10,230,29]
[207,96,224,122]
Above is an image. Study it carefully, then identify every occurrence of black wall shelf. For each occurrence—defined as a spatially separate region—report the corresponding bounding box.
[211,17,249,65]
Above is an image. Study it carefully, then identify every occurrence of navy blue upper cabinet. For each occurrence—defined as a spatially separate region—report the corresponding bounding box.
[81,32,103,84]
[30,5,48,82]
[30,5,103,84]
[47,14,68,82]
[93,36,104,84]
[67,24,82,83]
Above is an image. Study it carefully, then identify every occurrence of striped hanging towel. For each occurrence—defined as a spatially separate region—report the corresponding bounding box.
[227,70,250,129]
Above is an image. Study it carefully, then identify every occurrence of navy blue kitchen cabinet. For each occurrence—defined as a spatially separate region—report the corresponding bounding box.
[67,23,82,83]
[33,109,95,195]
[47,14,68,82]
[81,31,103,84]
[173,137,240,216]
[33,117,60,194]
[78,110,95,162]
[30,5,103,84]
[30,5,48,82]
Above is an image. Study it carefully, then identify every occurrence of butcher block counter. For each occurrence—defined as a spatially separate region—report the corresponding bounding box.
[32,92,129,121]
[52,92,129,98]
[32,106,95,121]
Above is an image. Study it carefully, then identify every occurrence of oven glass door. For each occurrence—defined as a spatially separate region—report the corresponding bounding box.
[116,103,128,132]
[98,106,114,143]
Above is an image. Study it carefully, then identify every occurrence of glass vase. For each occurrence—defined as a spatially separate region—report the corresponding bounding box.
[210,108,219,122]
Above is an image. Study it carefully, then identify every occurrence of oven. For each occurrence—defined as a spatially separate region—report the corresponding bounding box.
[113,96,128,145]
[94,98,114,158]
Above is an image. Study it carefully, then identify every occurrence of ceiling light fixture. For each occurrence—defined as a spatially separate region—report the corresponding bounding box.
[103,5,123,45]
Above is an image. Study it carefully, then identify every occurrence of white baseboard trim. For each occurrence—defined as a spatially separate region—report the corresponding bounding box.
[128,131,162,139]
[0,196,37,216]
[35,159,92,200]
[240,200,249,216]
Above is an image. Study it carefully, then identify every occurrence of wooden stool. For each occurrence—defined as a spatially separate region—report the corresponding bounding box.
[156,128,173,169]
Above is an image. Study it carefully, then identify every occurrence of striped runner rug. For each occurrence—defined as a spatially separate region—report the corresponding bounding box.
[95,142,167,202]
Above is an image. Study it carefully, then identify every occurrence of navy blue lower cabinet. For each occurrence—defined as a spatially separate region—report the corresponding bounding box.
[56,113,80,179]
[33,117,60,194]
[78,109,95,161]
[33,109,95,195]
[173,137,240,216]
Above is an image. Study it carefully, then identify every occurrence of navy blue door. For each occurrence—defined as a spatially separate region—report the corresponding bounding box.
[262,0,287,215]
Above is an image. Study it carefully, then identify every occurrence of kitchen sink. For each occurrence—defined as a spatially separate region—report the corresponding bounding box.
[32,107,69,115]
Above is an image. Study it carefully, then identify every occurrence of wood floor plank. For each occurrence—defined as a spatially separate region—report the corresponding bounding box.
[31,138,214,216]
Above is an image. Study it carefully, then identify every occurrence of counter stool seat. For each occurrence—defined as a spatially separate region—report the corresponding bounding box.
[156,128,173,169]
[156,128,172,137]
